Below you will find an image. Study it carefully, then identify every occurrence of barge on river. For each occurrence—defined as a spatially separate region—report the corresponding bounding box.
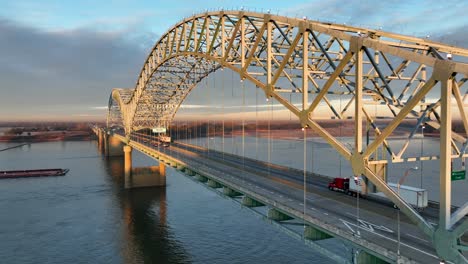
[0,168,69,179]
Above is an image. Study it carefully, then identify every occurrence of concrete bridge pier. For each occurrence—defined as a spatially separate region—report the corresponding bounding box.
[184,169,195,176]
[241,196,264,207]
[195,174,208,183]
[354,250,388,264]
[207,179,222,188]
[105,134,124,157]
[267,209,293,221]
[223,187,242,197]
[97,130,105,153]
[124,145,166,189]
[303,226,332,241]
[124,145,132,179]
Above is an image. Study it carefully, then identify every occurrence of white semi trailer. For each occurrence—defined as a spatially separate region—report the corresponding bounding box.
[371,183,428,210]
[387,183,428,210]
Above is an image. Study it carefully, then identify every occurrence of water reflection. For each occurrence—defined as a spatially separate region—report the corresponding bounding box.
[104,156,190,264]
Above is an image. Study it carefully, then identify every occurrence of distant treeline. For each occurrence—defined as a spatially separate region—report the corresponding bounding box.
[2,122,93,136]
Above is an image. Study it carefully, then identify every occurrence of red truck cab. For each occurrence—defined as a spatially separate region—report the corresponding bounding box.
[328,177,350,191]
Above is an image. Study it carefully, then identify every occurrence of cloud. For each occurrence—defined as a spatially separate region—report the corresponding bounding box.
[0,17,159,121]
[433,26,468,49]
[285,0,468,37]
[90,106,109,110]
[0,4,466,123]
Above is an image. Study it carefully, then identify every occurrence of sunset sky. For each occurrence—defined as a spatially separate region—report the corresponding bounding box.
[0,0,467,122]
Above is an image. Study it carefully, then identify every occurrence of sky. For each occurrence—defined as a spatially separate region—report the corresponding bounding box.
[0,0,467,122]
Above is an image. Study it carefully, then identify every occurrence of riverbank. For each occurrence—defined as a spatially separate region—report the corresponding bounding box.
[0,131,93,142]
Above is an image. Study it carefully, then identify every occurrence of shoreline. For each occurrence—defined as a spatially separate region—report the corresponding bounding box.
[0,133,94,143]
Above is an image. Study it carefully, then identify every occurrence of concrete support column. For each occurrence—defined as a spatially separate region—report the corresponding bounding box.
[355,250,387,264]
[176,164,185,171]
[98,130,104,152]
[103,132,109,155]
[267,208,293,221]
[242,196,264,207]
[185,169,195,176]
[159,162,166,177]
[304,226,332,241]
[195,174,208,183]
[207,179,222,188]
[123,145,132,189]
[129,166,166,188]
[106,135,124,157]
[223,187,242,197]
[124,145,132,178]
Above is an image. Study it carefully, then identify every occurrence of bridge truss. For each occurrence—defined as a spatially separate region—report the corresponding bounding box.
[107,10,468,262]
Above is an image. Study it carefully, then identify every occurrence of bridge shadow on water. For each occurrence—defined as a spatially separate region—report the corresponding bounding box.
[104,156,191,264]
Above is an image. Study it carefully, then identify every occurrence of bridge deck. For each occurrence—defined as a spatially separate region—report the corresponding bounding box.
[118,133,447,264]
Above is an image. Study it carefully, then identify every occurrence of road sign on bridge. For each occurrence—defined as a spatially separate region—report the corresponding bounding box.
[451,170,466,181]
[152,127,167,133]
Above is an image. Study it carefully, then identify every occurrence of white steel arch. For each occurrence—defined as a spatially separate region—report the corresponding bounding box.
[107,10,468,262]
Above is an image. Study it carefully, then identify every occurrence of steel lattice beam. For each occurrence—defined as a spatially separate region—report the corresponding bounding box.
[106,10,468,263]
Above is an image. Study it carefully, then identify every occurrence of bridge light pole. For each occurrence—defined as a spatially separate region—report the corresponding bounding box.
[397,166,419,260]
[420,125,425,188]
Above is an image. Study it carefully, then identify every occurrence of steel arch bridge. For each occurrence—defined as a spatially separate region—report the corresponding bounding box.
[106,10,468,262]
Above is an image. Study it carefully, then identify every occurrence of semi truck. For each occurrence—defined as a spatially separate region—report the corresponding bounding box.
[328,177,363,197]
[376,183,428,211]
[328,177,428,210]
[158,135,171,143]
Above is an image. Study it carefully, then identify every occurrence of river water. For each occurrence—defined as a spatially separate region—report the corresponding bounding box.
[0,141,331,264]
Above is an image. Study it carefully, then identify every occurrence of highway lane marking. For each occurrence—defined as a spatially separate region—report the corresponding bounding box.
[407,234,429,243]
[340,219,393,234]
[341,220,360,236]
[339,219,438,259]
